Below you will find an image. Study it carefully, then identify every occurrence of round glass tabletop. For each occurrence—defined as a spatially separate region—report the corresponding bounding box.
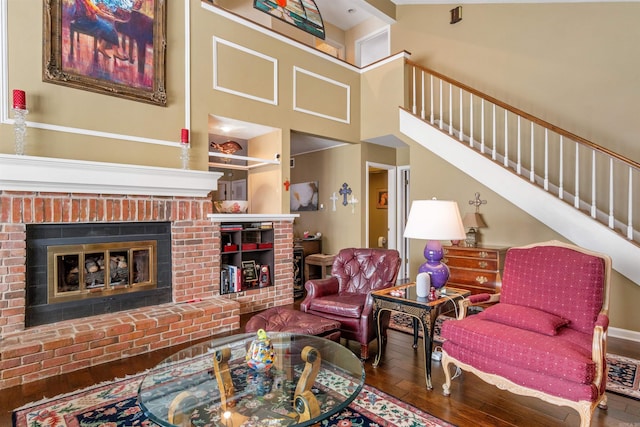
[138,332,365,427]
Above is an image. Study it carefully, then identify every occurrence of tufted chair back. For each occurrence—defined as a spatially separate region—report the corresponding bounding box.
[332,248,401,295]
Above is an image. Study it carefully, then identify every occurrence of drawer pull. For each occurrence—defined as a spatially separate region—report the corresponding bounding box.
[479,251,489,258]
[475,276,488,284]
[478,261,488,268]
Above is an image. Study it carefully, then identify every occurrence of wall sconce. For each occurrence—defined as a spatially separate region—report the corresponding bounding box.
[450,6,462,24]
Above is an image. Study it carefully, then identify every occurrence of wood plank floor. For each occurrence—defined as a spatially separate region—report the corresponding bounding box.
[2,306,639,426]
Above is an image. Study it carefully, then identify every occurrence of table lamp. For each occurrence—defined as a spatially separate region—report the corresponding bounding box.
[403,199,466,292]
[462,212,487,247]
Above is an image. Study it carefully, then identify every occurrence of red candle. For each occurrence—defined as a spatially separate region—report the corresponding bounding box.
[181,128,189,144]
[13,89,26,110]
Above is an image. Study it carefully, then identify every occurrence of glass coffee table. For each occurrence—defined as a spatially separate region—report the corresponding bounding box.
[138,332,365,427]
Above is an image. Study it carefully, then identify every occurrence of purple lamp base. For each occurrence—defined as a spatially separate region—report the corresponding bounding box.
[418,240,450,289]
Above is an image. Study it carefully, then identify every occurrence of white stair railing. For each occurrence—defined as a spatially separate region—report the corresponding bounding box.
[406,59,640,244]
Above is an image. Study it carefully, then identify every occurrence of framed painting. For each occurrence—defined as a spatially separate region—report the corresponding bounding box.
[376,189,388,209]
[254,0,325,40]
[43,0,167,106]
[290,181,318,212]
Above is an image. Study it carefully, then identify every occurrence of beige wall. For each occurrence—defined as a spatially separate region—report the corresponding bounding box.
[388,2,640,332]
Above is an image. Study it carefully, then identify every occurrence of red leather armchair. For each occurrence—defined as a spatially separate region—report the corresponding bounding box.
[300,248,401,360]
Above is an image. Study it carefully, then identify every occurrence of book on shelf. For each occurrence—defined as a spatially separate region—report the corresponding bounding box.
[221,264,242,293]
[221,224,243,231]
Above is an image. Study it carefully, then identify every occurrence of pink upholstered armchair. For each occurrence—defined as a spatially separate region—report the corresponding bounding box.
[441,240,611,427]
[300,248,401,360]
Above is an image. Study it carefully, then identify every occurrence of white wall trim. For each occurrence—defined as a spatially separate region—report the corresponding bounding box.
[0,154,221,197]
[292,66,350,124]
[609,327,640,343]
[392,0,640,4]
[212,37,278,106]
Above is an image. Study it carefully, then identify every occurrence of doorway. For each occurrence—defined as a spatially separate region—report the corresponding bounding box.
[366,161,396,254]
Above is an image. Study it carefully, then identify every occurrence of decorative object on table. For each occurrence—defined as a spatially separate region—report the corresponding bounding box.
[246,329,276,371]
[377,189,388,209]
[180,128,190,169]
[290,181,319,211]
[463,192,487,247]
[213,200,249,213]
[12,89,28,155]
[403,199,466,291]
[339,183,352,206]
[43,0,167,106]
[253,0,325,40]
[416,271,431,298]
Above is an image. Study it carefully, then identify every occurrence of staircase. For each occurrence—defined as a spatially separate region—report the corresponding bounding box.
[399,60,640,286]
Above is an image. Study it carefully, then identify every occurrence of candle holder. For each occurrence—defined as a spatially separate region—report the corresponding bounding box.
[180,142,190,170]
[12,107,28,155]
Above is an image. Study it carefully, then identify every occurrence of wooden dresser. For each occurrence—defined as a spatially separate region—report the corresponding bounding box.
[442,245,508,294]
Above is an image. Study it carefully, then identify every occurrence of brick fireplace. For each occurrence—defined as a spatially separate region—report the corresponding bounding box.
[0,155,295,388]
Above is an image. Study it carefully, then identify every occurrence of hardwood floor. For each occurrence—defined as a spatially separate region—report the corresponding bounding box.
[2,306,639,426]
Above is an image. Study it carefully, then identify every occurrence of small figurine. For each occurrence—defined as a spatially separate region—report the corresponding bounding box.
[246,329,275,371]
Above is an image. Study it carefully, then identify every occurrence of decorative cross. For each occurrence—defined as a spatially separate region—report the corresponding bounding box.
[469,192,487,213]
[339,183,352,206]
[329,192,339,211]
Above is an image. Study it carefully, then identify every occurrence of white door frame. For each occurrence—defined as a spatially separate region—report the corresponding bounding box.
[366,162,396,251]
[396,165,410,281]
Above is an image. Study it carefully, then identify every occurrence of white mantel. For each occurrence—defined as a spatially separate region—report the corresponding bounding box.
[0,154,222,197]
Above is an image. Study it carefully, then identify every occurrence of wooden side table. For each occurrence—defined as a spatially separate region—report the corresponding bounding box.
[304,254,335,283]
[442,245,508,294]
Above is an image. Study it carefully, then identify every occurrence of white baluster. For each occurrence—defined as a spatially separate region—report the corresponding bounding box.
[412,67,417,115]
[591,149,597,218]
[608,158,614,228]
[575,143,580,209]
[469,93,474,148]
[492,104,496,160]
[530,122,535,182]
[544,128,549,191]
[517,116,522,175]
[459,88,464,141]
[628,167,634,239]
[559,136,564,199]
[449,83,453,135]
[430,75,434,124]
[439,80,443,130]
[504,110,509,167]
[480,100,485,154]
[421,70,425,120]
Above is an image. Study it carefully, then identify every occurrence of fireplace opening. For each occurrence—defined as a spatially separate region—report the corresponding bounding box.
[26,222,172,327]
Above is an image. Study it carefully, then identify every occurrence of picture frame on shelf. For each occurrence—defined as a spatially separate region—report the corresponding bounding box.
[242,260,258,284]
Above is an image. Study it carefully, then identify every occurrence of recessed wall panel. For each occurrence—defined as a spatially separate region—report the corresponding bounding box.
[293,67,350,124]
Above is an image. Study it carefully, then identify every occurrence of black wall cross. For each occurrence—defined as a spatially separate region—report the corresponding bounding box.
[339,183,352,206]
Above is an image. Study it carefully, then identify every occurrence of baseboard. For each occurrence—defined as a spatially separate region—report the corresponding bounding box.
[609,327,640,343]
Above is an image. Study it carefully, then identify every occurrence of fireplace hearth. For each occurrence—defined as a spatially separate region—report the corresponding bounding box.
[26,222,172,327]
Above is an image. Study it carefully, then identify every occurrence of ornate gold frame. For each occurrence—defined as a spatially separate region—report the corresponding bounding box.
[42,0,167,106]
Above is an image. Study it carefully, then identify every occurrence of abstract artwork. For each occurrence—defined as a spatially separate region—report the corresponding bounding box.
[43,0,167,106]
[290,181,319,212]
[254,0,325,40]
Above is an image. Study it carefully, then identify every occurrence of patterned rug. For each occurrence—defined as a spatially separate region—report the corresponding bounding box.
[12,370,455,427]
[389,312,640,401]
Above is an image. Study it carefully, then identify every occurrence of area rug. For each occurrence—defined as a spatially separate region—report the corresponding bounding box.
[13,371,455,427]
[389,312,640,401]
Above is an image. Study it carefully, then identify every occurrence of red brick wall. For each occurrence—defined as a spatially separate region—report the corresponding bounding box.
[0,190,294,388]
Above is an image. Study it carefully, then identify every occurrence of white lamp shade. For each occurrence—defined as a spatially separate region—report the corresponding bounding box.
[403,199,466,241]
